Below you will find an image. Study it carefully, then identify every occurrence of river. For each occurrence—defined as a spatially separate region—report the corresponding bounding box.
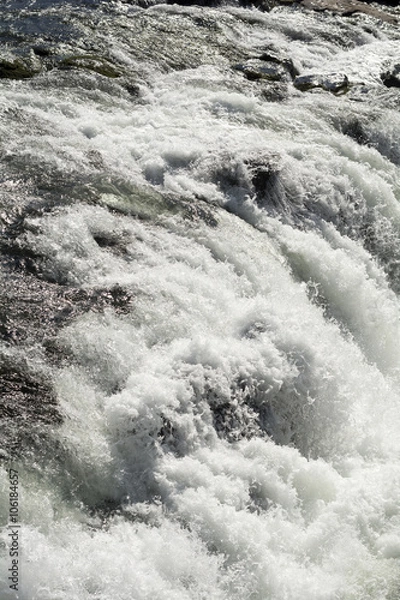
[1,1,400,598]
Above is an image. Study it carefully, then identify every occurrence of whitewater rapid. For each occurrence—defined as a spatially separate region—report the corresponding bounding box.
[1,1,400,599]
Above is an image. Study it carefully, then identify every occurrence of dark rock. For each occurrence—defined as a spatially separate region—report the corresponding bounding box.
[241,0,278,9]
[381,64,400,88]
[124,82,141,97]
[245,156,284,208]
[294,73,349,94]
[233,59,288,82]
[166,0,277,7]
[259,50,300,79]
[340,118,370,146]
[0,356,59,424]
[32,45,54,58]
[208,152,282,209]
[0,56,42,80]
[60,55,122,78]
[0,354,61,457]
[260,84,290,103]
[0,263,134,347]
[1,200,135,344]
[283,0,398,23]
[166,0,221,5]
[233,50,299,84]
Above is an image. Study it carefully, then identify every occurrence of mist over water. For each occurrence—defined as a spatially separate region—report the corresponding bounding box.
[1,1,400,599]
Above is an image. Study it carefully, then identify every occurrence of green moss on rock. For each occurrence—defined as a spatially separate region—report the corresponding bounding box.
[60,54,122,78]
[0,57,40,80]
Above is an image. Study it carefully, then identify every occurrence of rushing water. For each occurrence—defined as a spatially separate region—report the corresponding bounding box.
[1,1,400,598]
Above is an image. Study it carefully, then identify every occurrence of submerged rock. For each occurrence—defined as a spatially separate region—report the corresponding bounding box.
[381,64,400,88]
[0,264,134,346]
[0,353,61,456]
[339,117,370,146]
[98,179,217,227]
[0,356,59,423]
[294,73,349,94]
[244,155,284,207]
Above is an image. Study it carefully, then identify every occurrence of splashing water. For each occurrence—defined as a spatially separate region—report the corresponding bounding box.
[1,1,400,599]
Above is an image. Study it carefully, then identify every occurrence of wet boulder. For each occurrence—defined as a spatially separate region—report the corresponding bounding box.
[60,54,122,78]
[259,50,300,79]
[381,64,400,88]
[0,52,42,80]
[294,72,349,94]
[160,0,277,6]
[233,59,289,82]
[282,0,398,23]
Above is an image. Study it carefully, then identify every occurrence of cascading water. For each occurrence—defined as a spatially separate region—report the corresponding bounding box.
[1,1,400,598]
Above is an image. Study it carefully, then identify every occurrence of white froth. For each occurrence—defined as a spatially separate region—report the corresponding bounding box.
[1,3,400,600]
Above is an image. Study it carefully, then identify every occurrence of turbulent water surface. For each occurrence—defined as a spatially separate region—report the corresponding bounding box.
[1,0,400,598]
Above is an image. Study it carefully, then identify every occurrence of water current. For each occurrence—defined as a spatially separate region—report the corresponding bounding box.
[1,0,400,598]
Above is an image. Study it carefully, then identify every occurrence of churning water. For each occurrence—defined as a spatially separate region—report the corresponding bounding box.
[1,0,400,598]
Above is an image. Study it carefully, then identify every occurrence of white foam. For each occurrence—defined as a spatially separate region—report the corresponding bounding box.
[1,3,400,599]
[17,206,398,600]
